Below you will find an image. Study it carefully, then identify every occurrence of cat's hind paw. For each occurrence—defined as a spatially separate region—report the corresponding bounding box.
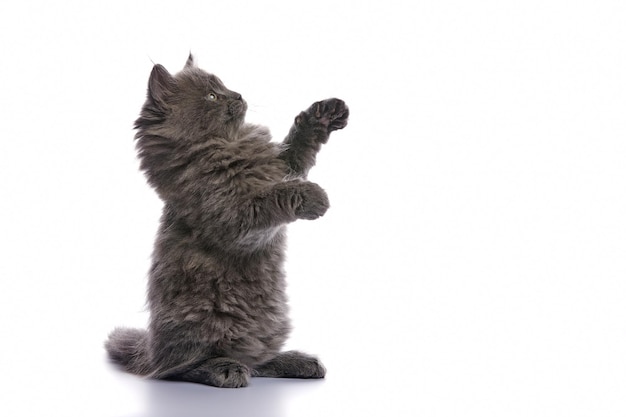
[209,359,251,388]
[170,357,251,388]
[253,350,326,379]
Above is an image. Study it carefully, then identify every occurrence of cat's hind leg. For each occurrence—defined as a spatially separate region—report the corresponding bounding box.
[252,351,326,379]
[167,357,251,388]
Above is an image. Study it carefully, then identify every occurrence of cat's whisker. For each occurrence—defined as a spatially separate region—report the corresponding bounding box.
[244,103,267,114]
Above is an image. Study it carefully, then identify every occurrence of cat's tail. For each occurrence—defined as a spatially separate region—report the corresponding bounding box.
[105,327,153,376]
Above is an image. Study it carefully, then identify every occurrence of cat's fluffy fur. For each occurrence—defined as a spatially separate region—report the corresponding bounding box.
[105,55,348,388]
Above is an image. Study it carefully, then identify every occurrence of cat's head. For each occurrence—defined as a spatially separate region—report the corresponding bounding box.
[135,54,247,141]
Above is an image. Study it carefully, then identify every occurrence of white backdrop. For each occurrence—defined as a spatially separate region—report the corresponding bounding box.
[1,1,625,416]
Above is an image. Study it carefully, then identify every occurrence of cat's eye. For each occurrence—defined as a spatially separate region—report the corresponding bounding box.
[207,93,218,101]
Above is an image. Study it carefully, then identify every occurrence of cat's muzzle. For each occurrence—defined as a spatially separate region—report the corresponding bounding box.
[228,98,247,118]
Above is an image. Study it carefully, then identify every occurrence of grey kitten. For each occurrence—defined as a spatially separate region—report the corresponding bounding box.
[105,54,348,388]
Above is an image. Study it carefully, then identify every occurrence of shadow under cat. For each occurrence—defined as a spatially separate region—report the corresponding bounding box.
[141,377,325,417]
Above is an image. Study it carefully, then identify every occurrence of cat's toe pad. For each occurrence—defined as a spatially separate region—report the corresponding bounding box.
[304,98,349,132]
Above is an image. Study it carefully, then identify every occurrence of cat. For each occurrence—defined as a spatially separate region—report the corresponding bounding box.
[105,54,349,388]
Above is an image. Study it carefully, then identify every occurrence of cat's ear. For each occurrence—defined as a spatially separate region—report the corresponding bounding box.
[185,53,196,69]
[148,64,176,107]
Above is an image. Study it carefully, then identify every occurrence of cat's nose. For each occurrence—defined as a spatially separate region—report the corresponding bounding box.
[234,93,242,101]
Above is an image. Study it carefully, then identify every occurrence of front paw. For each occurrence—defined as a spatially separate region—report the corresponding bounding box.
[298,98,349,133]
[295,182,330,220]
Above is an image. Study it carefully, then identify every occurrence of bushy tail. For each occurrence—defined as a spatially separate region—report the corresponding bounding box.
[105,327,153,376]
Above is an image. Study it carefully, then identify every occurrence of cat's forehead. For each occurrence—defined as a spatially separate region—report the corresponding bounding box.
[178,68,225,90]
[201,72,224,86]
[207,74,225,88]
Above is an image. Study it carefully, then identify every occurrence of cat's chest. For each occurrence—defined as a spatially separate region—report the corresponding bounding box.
[219,141,286,193]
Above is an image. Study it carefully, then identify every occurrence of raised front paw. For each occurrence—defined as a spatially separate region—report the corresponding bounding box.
[298,98,349,133]
[295,181,330,220]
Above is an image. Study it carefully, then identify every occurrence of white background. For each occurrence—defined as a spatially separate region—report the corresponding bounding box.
[1,1,625,416]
